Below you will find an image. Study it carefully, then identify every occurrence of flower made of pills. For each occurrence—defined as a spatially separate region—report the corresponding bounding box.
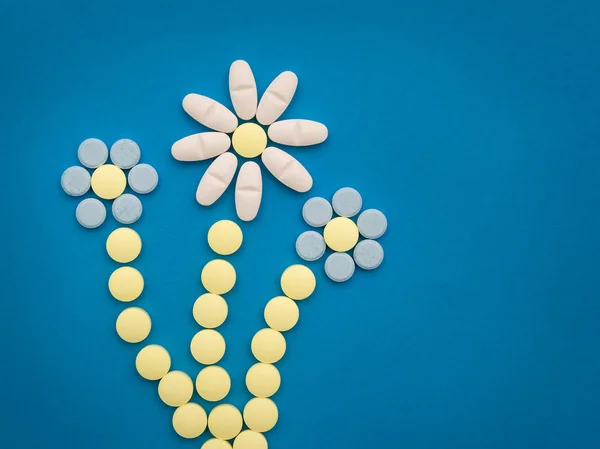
[171,60,328,222]
[60,138,158,228]
[296,187,387,282]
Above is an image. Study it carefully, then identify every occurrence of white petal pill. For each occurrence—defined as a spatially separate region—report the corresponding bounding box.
[256,71,298,126]
[196,152,238,206]
[183,94,238,133]
[235,161,262,222]
[268,119,328,146]
[172,132,231,161]
[261,147,312,192]
[229,60,258,120]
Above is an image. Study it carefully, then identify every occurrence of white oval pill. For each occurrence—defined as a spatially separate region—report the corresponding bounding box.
[235,161,262,222]
[261,147,312,193]
[172,132,231,161]
[197,152,238,206]
[256,71,298,126]
[183,94,238,133]
[229,60,257,120]
[268,119,328,146]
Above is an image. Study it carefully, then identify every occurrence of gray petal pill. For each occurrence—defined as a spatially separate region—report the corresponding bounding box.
[61,166,91,196]
[296,231,326,261]
[324,252,355,282]
[76,198,106,229]
[302,197,333,227]
[332,187,362,217]
[353,239,384,270]
[112,194,143,224]
[78,138,108,169]
[357,209,387,239]
[128,163,158,194]
[110,139,141,169]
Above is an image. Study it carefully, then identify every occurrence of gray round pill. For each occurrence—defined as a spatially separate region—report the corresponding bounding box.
[332,187,362,217]
[296,231,326,261]
[76,198,106,229]
[128,163,158,194]
[302,197,333,227]
[112,194,143,224]
[357,209,388,239]
[110,139,141,169]
[61,166,91,196]
[353,239,384,270]
[78,138,108,168]
[324,252,355,282]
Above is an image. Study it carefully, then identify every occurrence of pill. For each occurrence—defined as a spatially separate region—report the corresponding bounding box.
[61,166,91,196]
[195,365,231,402]
[208,220,243,255]
[302,197,333,227]
[191,329,226,364]
[136,344,171,380]
[324,252,355,282]
[196,152,238,206]
[108,266,144,302]
[256,71,298,125]
[202,439,233,449]
[201,259,236,295]
[75,198,106,229]
[172,403,207,438]
[251,328,286,363]
[106,228,142,263]
[128,163,158,194]
[353,239,384,270]
[323,217,359,252]
[183,94,238,133]
[78,138,108,168]
[110,139,141,169]
[116,307,151,343]
[332,187,362,217]
[264,296,299,332]
[208,404,243,440]
[233,430,268,449]
[158,371,194,407]
[268,119,328,146]
[243,398,278,433]
[280,265,316,300]
[357,208,387,239]
[193,293,228,328]
[91,164,126,199]
[172,132,231,161]
[232,123,267,158]
[112,193,143,224]
[229,60,258,120]
[245,363,281,398]
[235,161,262,222]
[295,231,326,261]
[261,147,312,192]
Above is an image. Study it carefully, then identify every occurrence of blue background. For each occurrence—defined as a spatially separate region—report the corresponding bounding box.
[1,1,599,448]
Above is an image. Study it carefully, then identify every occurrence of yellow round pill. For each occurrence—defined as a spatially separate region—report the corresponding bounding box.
[202,439,233,449]
[193,293,228,328]
[243,398,278,433]
[232,123,267,158]
[172,402,207,439]
[108,266,144,302]
[196,365,231,402]
[158,371,194,407]
[136,344,171,380]
[91,164,126,199]
[191,329,226,365]
[280,265,316,300]
[208,220,243,255]
[264,296,299,332]
[201,260,236,295]
[208,404,243,440]
[233,430,268,449]
[323,216,359,252]
[116,307,151,343]
[251,328,286,364]
[106,228,142,263]
[245,363,280,398]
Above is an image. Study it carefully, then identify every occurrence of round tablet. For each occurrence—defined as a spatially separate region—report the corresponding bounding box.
[208,220,243,255]
[108,266,144,302]
[324,252,355,282]
[112,193,143,225]
[191,329,226,364]
[280,265,316,300]
[201,260,236,295]
[196,365,231,402]
[128,163,158,194]
[75,198,106,229]
[323,217,359,252]
[61,166,91,196]
[302,197,333,227]
[172,402,207,438]
[208,404,243,440]
[135,345,171,380]
[110,139,141,169]
[332,187,362,217]
[295,231,326,262]
[202,439,233,449]
[232,123,267,158]
[357,208,387,239]
[251,329,286,363]
[264,296,299,332]
[91,164,126,199]
[193,293,228,328]
[116,307,151,343]
[353,239,384,270]
[233,430,268,449]
[245,363,280,398]
[243,398,278,433]
[158,371,194,407]
[106,228,142,263]
[78,138,108,168]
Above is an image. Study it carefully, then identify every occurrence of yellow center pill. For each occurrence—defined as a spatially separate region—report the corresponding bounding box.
[202,439,233,449]
[108,266,144,302]
[323,216,359,252]
[191,329,226,365]
[243,398,278,433]
[280,265,316,300]
[193,293,228,328]
[264,296,299,331]
[233,430,268,449]
[208,404,243,440]
[158,371,194,407]
[172,402,208,439]
[196,365,231,402]
[91,164,126,199]
[251,328,286,363]
[135,345,171,380]
[232,123,267,158]
[116,307,151,343]
[106,228,142,263]
[208,220,243,255]
[245,363,281,398]
[201,260,236,295]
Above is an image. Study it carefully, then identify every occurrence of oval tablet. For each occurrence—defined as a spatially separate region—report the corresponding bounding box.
[246,363,281,398]
[110,139,141,169]
[357,209,387,239]
[191,329,226,365]
[172,402,207,439]
[183,94,238,133]
[280,265,316,300]
[261,147,312,192]
[324,252,355,282]
[302,197,332,227]
[202,439,233,449]
[78,138,108,168]
[91,164,126,199]
[208,220,243,255]
[268,119,328,146]
[158,371,194,407]
[76,198,106,229]
[112,193,143,225]
[332,187,362,217]
[128,163,158,194]
[201,259,236,295]
[229,60,258,120]
[109,266,144,302]
[172,132,231,162]
[195,365,231,401]
[193,293,228,328]
[136,344,171,380]
[295,231,326,262]
[208,404,243,441]
[116,307,151,343]
[106,228,142,263]
[256,71,298,125]
[264,296,299,332]
[323,217,359,252]
[196,152,238,206]
[61,166,91,196]
[233,430,268,449]
[251,329,286,364]
[235,161,262,222]
[353,239,384,270]
[243,398,278,433]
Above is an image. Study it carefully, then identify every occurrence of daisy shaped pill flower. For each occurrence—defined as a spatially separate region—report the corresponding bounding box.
[172,60,328,222]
